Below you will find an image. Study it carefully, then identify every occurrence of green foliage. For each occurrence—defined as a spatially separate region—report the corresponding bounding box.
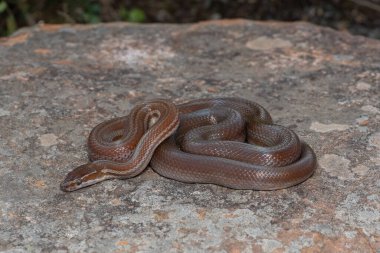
[128,8,146,23]
[6,12,17,33]
[0,1,7,13]
[0,1,146,37]
[81,2,101,23]
[0,0,17,36]
[120,7,146,23]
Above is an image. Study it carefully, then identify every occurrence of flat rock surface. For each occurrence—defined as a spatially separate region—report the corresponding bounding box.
[0,20,379,252]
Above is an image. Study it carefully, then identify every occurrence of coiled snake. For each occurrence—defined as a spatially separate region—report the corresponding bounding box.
[61,97,316,191]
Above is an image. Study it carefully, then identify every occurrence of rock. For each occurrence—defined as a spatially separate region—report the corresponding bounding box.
[369,132,380,149]
[355,81,372,91]
[361,105,379,114]
[352,165,370,176]
[245,36,293,50]
[355,115,369,126]
[0,108,10,117]
[39,133,59,147]
[310,122,350,133]
[0,20,379,252]
[319,154,352,180]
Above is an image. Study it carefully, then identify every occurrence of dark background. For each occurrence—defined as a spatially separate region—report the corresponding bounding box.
[1,0,380,39]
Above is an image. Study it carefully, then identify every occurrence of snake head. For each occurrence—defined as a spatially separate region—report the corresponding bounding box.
[60,163,112,192]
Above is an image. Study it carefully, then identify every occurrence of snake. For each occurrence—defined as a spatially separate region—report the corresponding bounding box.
[60,97,317,192]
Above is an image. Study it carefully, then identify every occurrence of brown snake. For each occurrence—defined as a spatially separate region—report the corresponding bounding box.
[61,97,317,191]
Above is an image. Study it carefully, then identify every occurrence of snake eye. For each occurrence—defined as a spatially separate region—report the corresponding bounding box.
[75,179,82,186]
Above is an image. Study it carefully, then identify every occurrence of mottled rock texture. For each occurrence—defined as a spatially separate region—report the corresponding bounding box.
[0,20,379,252]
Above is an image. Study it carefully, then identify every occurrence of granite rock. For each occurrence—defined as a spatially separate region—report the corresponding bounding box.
[0,20,379,252]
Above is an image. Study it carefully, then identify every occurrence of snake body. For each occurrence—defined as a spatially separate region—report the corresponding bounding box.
[61,97,317,191]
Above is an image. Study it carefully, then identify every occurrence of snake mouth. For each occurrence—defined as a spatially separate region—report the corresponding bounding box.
[60,181,72,192]
[60,178,81,192]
